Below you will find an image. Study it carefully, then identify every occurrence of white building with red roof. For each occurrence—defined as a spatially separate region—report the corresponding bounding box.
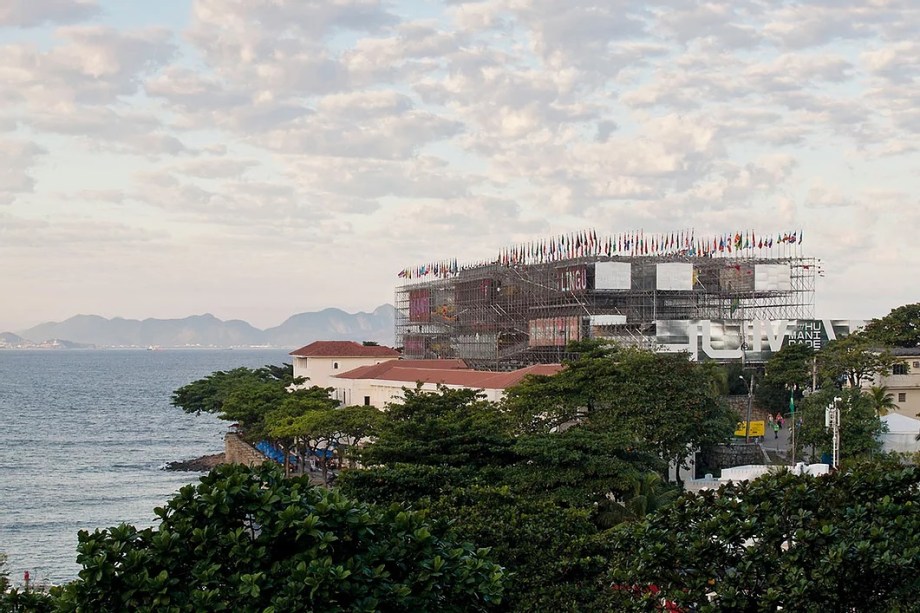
[289,341,400,389]
[331,359,563,407]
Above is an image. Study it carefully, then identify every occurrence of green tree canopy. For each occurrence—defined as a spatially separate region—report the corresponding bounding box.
[502,346,737,479]
[425,486,621,612]
[359,385,517,469]
[171,366,271,416]
[171,363,336,440]
[863,302,920,348]
[504,427,663,508]
[794,387,885,462]
[866,385,897,417]
[755,342,814,413]
[608,461,920,612]
[817,333,895,388]
[57,463,504,613]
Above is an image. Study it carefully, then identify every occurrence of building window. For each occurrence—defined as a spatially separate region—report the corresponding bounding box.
[893,363,908,375]
[913,361,920,369]
[364,396,371,406]
[333,362,339,370]
[898,392,907,403]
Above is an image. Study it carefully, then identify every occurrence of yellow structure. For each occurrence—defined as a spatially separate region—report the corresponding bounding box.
[735,421,765,437]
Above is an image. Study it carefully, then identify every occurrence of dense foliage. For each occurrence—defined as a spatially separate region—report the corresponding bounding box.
[755,342,813,413]
[360,386,517,469]
[816,332,895,388]
[793,387,885,462]
[13,318,920,612]
[608,461,920,612]
[56,463,503,612]
[170,363,338,441]
[863,302,920,348]
[503,345,738,481]
[338,346,736,611]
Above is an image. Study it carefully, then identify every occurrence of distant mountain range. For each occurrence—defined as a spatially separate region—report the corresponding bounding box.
[2,305,396,349]
[0,332,95,349]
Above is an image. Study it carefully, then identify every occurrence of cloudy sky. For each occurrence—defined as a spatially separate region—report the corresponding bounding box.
[1,0,917,331]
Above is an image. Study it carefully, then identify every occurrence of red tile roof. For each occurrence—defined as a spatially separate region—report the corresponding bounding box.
[289,341,400,358]
[335,359,469,380]
[335,361,563,390]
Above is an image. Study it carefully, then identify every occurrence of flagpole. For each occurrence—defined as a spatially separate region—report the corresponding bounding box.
[790,389,796,466]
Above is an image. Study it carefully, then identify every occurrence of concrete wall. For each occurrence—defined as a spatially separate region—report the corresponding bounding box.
[224,432,268,467]
[698,443,766,478]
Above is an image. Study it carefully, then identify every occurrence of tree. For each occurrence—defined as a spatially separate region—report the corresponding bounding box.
[863,303,920,348]
[817,333,895,388]
[503,346,737,483]
[500,371,585,434]
[263,393,338,476]
[267,403,384,480]
[267,406,335,481]
[318,405,385,468]
[170,364,328,439]
[755,342,814,413]
[595,472,678,528]
[335,360,689,611]
[501,341,622,434]
[586,348,737,482]
[608,461,920,612]
[505,427,662,509]
[793,387,885,463]
[171,366,270,416]
[339,464,482,507]
[425,486,622,612]
[359,385,516,469]
[57,463,504,612]
[866,385,897,417]
[0,552,7,593]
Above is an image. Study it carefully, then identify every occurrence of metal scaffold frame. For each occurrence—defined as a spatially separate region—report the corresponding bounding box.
[395,231,816,370]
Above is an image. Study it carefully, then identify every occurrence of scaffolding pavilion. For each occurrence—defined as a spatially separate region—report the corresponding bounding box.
[395,230,816,370]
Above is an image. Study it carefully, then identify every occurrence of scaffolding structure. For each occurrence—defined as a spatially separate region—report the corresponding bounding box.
[395,231,816,370]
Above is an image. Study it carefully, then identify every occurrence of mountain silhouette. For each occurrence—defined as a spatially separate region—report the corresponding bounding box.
[12,305,395,348]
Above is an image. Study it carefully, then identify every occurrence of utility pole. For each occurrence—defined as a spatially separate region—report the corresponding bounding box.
[812,356,817,392]
[826,396,841,469]
[790,387,796,466]
[741,374,755,443]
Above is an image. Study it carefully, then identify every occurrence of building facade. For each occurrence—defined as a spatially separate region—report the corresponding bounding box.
[290,341,400,390]
[330,359,563,407]
[876,348,920,418]
[395,230,824,369]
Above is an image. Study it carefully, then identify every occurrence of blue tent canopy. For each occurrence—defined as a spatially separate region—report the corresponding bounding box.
[256,440,335,463]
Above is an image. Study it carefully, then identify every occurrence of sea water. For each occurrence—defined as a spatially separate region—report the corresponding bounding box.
[0,348,290,586]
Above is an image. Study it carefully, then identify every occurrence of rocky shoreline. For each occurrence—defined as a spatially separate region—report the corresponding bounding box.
[163,453,225,472]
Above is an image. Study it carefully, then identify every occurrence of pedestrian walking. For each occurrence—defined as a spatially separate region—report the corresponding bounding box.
[775,412,784,429]
[772,420,780,439]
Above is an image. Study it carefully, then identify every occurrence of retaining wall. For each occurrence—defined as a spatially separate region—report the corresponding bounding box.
[224,432,268,467]
[698,443,766,478]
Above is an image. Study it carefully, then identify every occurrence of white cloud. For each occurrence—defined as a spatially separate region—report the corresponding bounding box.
[0,0,99,27]
[0,0,917,328]
[0,139,46,204]
[1,26,176,107]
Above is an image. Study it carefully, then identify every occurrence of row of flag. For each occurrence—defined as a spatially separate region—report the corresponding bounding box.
[397,229,804,279]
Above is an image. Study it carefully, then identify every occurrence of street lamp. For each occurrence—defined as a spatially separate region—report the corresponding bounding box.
[740,375,755,443]
[826,396,842,469]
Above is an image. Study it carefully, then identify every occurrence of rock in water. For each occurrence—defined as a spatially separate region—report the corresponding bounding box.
[163,453,225,472]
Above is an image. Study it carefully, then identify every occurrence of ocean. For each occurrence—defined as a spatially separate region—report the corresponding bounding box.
[0,348,291,586]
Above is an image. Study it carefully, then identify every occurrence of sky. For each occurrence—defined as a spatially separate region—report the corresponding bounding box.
[1,0,917,332]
